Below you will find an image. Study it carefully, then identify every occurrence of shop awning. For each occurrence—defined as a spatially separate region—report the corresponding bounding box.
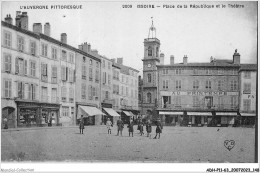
[240,113,256,117]
[216,112,238,116]
[123,111,132,116]
[103,108,120,117]
[187,112,212,116]
[78,106,105,119]
[159,111,183,115]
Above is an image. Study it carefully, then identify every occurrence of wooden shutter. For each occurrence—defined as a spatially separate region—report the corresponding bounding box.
[15,57,19,74]
[28,84,32,100]
[66,67,68,81]
[24,60,27,75]
[4,55,9,72]
[22,82,25,99]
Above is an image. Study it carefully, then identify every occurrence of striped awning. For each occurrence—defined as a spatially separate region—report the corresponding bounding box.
[240,113,256,117]
[216,112,238,116]
[187,112,212,116]
[159,111,183,115]
[78,106,105,119]
[123,111,132,116]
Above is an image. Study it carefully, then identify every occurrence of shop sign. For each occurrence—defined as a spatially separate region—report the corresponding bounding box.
[160,91,238,96]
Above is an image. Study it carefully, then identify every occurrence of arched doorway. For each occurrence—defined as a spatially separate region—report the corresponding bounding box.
[2,107,15,128]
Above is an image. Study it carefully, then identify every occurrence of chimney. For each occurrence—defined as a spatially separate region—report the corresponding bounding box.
[233,49,240,65]
[33,23,42,33]
[159,53,165,65]
[5,14,13,25]
[88,44,91,52]
[183,55,188,64]
[15,11,21,27]
[117,58,123,65]
[111,58,116,63]
[44,22,50,36]
[80,42,88,52]
[20,12,28,30]
[78,45,83,51]
[61,33,67,44]
[170,55,174,65]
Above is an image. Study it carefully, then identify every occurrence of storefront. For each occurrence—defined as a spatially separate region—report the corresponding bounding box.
[103,107,120,124]
[121,111,133,124]
[215,112,237,127]
[77,105,105,125]
[240,113,256,126]
[16,101,60,127]
[187,112,212,127]
[2,107,16,128]
[159,111,183,126]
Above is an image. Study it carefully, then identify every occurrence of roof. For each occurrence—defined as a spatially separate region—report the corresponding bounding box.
[239,64,257,71]
[114,62,139,73]
[157,62,240,68]
[2,21,39,39]
[112,63,121,69]
[2,21,100,62]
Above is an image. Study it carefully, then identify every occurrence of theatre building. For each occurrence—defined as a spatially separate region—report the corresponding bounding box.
[157,52,241,127]
[238,64,257,126]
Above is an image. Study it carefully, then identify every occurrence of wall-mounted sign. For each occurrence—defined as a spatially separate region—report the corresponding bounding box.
[160,91,238,96]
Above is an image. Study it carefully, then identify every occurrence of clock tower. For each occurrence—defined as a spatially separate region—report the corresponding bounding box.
[142,18,160,119]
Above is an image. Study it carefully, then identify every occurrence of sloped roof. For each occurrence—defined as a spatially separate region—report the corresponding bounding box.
[239,64,257,71]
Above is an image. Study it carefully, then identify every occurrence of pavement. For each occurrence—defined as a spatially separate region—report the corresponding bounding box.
[1,125,256,162]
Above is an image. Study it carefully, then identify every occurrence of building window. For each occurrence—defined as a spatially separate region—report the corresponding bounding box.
[121,86,124,95]
[30,60,36,77]
[193,96,199,107]
[83,56,86,63]
[138,94,141,102]
[61,86,67,102]
[193,69,198,75]
[230,69,237,75]
[243,83,251,94]
[205,80,211,89]
[27,84,36,100]
[148,46,152,57]
[108,74,111,85]
[17,82,25,99]
[175,96,181,107]
[163,80,169,89]
[218,97,224,109]
[244,72,251,79]
[218,68,224,75]
[4,54,11,73]
[156,47,159,57]
[96,62,99,68]
[61,66,67,81]
[30,41,36,55]
[103,72,106,84]
[51,47,57,60]
[105,91,109,99]
[51,66,57,83]
[95,70,99,83]
[176,69,182,75]
[69,88,74,103]
[147,92,152,103]
[217,80,224,90]
[17,36,25,52]
[89,59,92,65]
[88,85,93,100]
[162,96,171,108]
[4,31,11,47]
[193,80,199,90]
[68,68,74,83]
[176,80,181,90]
[3,79,12,98]
[89,68,93,81]
[162,69,168,75]
[41,63,48,82]
[231,96,237,109]
[205,69,211,75]
[82,65,86,79]
[41,43,48,57]
[126,87,129,97]
[69,53,74,63]
[81,83,86,99]
[62,107,69,117]
[41,87,48,102]
[147,74,151,83]
[230,80,238,91]
[108,62,111,69]
[61,50,67,61]
[243,99,251,112]
[126,77,128,84]
[51,88,57,103]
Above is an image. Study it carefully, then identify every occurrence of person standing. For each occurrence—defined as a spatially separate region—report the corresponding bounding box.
[140,122,144,136]
[116,117,124,136]
[128,119,134,137]
[3,117,8,129]
[154,120,162,139]
[106,118,113,134]
[79,115,84,134]
[146,119,152,139]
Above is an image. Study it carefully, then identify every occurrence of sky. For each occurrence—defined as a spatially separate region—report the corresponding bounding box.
[1,1,257,75]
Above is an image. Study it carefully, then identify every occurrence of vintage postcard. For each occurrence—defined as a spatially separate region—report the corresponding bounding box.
[1,0,258,172]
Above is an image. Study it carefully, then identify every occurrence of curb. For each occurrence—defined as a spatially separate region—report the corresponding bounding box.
[1,126,78,132]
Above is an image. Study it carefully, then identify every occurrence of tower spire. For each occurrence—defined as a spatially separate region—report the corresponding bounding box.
[148,17,156,39]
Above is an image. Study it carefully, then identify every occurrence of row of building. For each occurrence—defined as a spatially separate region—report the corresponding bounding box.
[138,21,257,127]
[1,11,139,128]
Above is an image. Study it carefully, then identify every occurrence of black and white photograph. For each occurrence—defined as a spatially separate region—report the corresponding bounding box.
[1,0,259,172]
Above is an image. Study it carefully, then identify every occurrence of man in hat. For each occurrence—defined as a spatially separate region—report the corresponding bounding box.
[116,117,124,136]
[79,115,84,134]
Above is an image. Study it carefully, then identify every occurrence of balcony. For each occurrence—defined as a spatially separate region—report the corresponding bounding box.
[158,104,239,111]
[61,97,67,102]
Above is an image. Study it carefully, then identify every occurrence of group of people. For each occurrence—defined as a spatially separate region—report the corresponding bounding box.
[106,117,163,139]
[78,115,163,139]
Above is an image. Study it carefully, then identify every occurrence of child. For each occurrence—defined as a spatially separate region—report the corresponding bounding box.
[146,120,152,139]
[128,120,134,137]
[154,121,162,139]
[106,118,112,134]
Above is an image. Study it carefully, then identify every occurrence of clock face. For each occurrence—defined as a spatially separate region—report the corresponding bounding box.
[148,63,151,68]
